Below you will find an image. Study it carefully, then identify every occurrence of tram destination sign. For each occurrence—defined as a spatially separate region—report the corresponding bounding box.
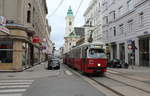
[91,45,103,48]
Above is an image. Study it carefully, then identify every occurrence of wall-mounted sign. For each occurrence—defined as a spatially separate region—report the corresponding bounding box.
[0,16,10,35]
[0,26,10,35]
[0,16,6,25]
[41,46,47,50]
[32,36,40,43]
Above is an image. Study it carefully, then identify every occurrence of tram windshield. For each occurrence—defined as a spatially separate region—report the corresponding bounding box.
[88,48,106,58]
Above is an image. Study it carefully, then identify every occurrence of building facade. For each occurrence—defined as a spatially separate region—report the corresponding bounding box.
[0,0,52,71]
[83,0,150,67]
[101,0,150,66]
[84,0,103,43]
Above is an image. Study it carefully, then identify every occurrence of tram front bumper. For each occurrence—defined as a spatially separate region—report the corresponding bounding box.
[86,67,107,73]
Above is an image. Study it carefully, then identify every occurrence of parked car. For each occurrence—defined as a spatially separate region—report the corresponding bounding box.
[52,60,60,70]
[48,59,53,70]
[48,59,60,70]
[108,59,122,68]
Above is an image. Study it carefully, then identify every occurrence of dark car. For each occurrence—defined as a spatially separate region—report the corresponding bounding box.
[52,60,60,70]
[108,59,122,68]
[48,59,60,70]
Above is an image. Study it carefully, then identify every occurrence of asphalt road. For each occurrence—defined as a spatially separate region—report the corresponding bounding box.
[23,65,105,96]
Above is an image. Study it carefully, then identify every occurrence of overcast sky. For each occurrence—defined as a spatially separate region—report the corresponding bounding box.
[46,0,91,49]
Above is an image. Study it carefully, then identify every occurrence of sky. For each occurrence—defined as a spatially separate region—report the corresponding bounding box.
[46,0,91,49]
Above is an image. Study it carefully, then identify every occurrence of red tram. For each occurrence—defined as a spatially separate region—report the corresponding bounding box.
[63,43,107,74]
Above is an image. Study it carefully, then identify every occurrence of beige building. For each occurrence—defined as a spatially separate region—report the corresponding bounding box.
[64,7,85,53]
[0,0,52,71]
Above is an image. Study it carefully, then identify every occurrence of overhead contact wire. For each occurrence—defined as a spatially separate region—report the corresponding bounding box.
[48,0,64,17]
[74,0,84,19]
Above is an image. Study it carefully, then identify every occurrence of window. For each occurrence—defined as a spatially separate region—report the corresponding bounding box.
[88,49,106,58]
[0,40,13,63]
[113,11,116,20]
[118,6,123,16]
[128,19,133,33]
[139,12,144,26]
[103,16,108,24]
[109,11,116,21]
[99,2,101,8]
[127,0,134,11]
[113,27,116,36]
[109,28,112,38]
[119,24,124,35]
[69,21,72,26]
[28,3,31,9]
[27,10,31,23]
[102,1,108,11]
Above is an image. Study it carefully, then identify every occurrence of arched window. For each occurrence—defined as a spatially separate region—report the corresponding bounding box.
[27,3,31,23]
[28,3,31,9]
[69,21,72,26]
[27,10,31,23]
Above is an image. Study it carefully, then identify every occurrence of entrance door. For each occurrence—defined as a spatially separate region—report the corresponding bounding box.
[119,43,125,62]
[139,38,149,67]
[112,44,117,59]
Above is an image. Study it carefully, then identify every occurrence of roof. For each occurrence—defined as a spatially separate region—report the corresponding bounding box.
[74,27,85,37]
[64,27,84,38]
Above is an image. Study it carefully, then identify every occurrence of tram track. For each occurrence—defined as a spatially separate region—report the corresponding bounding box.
[107,69,148,83]
[91,75,150,96]
[102,71,150,96]
[64,64,150,96]
[89,77,125,96]
[106,70,150,93]
[64,65,125,96]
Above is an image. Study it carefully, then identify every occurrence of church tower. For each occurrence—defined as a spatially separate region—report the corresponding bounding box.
[65,6,74,36]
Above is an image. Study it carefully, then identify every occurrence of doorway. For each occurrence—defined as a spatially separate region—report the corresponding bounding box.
[139,37,149,67]
[119,43,125,62]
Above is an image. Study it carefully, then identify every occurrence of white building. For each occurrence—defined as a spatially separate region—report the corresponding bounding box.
[102,0,150,67]
[84,0,103,43]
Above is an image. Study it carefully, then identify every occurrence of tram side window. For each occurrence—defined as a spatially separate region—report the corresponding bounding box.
[0,40,13,63]
[82,47,87,58]
[76,48,80,58]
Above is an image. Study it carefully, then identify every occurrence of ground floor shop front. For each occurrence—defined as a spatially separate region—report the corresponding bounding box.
[0,25,47,71]
[108,37,150,67]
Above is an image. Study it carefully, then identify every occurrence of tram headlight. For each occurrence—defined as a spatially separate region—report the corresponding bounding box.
[97,63,101,67]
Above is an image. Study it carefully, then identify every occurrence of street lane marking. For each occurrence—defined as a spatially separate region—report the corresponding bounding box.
[0,89,26,93]
[0,94,23,96]
[107,70,119,74]
[0,82,32,85]
[0,85,30,89]
[0,80,34,83]
[0,79,34,96]
[65,70,73,75]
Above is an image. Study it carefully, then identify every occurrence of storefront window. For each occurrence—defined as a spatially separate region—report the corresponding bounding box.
[0,40,13,63]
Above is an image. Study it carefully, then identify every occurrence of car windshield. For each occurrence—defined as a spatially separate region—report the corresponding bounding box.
[88,49,106,58]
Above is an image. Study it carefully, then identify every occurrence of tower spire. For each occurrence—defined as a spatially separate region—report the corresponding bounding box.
[67,6,73,16]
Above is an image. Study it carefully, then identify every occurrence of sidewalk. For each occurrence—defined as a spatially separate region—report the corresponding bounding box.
[0,61,60,80]
[108,66,150,82]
